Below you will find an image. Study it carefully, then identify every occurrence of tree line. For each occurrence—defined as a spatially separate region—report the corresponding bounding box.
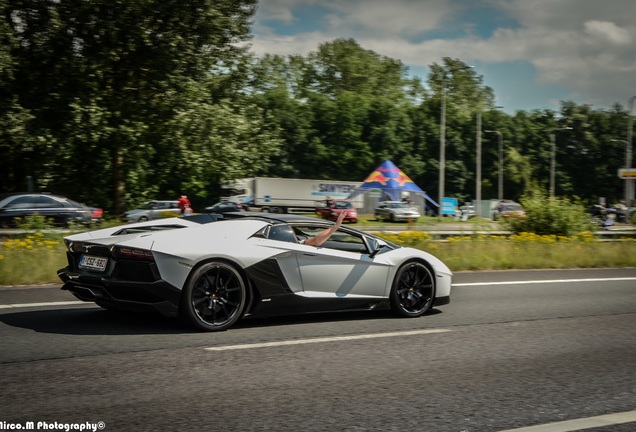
[1,0,632,215]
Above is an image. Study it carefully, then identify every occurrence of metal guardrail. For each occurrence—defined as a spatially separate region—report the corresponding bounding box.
[2,224,635,240]
[365,224,636,239]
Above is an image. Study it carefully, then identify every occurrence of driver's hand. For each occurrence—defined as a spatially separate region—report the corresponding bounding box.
[336,211,346,226]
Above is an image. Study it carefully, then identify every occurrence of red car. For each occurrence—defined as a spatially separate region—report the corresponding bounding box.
[493,201,525,220]
[316,199,358,223]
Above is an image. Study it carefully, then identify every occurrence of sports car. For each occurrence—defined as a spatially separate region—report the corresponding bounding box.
[58,213,452,331]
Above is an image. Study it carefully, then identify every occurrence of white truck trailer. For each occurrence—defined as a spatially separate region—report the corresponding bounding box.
[223,177,363,213]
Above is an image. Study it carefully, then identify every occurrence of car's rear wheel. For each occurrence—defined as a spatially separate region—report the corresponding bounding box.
[139,216,148,221]
[180,261,247,331]
[390,261,435,317]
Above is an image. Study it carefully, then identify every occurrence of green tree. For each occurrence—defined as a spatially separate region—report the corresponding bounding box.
[247,39,423,181]
[5,0,261,213]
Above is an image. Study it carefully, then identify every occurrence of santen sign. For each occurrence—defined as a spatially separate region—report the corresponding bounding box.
[618,168,636,179]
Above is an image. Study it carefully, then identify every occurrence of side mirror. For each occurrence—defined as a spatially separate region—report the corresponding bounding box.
[368,238,388,258]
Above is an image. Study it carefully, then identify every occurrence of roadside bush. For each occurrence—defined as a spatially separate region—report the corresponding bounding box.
[501,190,592,237]
[15,214,54,230]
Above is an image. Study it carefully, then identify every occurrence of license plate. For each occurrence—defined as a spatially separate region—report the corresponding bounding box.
[79,255,108,272]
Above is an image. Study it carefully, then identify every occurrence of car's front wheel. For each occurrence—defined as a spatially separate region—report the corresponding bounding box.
[390,261,435,317]
[180,261,247,331]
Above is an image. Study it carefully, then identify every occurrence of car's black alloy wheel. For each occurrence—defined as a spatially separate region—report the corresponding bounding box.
[390,261,434,317]
[181,261,247,331]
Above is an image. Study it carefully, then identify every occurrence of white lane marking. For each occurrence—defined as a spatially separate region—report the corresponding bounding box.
[498,409,636,431]
[205,329,451,351]
[454,277,636,287]
[0,301,86,309]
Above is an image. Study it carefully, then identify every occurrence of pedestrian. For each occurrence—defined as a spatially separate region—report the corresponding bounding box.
[178,194,191,215]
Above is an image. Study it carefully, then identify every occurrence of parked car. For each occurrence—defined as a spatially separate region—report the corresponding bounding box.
[493,201,525,220]
[0,193,99,227]
[123,200,181,222]
[315,199,358,223]
[204,201,245,214]
[459,205,476,220]
[58,213,452,331]
[375,201,420,222]
[89,207,104,224]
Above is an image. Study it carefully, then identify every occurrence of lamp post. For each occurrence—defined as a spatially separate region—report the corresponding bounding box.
[438,64,473,220]
[627,95,636,206]
[476,111,482,206]
[485,130,504,200]
[611,139,630,203]
[549,127,573,197]
[438,73,448,220]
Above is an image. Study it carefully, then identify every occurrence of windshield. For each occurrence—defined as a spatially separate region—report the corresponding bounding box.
[333,201,352,209]
[389,202,408,209]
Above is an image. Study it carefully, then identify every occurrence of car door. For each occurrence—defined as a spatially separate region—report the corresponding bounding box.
[35,195,68,224]
[0,195,36,225]
[376,203,388,219]
[294,226,392,298]
[151,202,171,219]
[216,202,235,213]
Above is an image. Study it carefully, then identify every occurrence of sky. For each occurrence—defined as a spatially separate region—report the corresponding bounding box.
[248,0,636,114]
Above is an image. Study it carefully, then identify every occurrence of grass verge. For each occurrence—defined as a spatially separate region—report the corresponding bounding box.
[1,226,634,286]
[377,231,635,271]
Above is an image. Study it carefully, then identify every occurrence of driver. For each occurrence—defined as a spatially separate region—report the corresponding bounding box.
[303,211,346,247]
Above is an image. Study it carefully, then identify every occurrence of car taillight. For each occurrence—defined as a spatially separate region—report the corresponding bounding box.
[110,245,155,261]
[91,208,103,218]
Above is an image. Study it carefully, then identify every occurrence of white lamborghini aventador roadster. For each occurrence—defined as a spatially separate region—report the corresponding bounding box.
[58,213,452,331]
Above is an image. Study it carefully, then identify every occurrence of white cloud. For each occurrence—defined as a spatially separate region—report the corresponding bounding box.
[254,0,316,23]
[250,0,636,110]
[322,0,457,36]
[584,20,631,45]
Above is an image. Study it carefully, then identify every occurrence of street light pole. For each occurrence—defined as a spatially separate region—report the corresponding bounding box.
[476,111,482,206]
[627,95,636,206]
[549,127,573,197]
[549,133,556,197]
[438,64,473,220]
[612,139,630,204]
[485,130,504,200]
[438,73,447,221]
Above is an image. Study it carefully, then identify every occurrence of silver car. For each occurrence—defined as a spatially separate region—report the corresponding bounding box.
[123,200,181,222]
[375,201,420,222]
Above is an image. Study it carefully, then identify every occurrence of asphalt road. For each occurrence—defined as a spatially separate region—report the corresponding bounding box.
[1,268,635,432]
